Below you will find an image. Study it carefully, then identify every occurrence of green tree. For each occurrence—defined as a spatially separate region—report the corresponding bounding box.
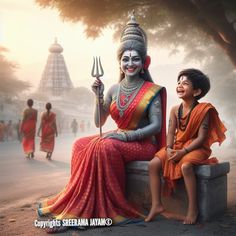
[36,0,236,67]
[0,46,30,98]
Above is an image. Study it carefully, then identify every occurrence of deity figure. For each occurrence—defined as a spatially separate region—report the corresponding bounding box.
[37,13,166,233]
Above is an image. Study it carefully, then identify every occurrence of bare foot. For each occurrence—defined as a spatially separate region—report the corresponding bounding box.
[145,204,165,222]
[183,210,198,225]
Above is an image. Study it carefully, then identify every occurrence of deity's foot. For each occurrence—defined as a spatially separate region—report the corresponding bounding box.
[37,207,43,217]
[183,210,198,225]
[46,226,68,234]
[145,204,165,222]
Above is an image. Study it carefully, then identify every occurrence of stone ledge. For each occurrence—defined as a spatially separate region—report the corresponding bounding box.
[194,162,230,179]
[126,161,230,179]
[125,161,230,221]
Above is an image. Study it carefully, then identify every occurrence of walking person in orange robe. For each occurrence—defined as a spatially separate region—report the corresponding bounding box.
[146,68,226,224]
[20,99,38,158]
[38,103,58,160]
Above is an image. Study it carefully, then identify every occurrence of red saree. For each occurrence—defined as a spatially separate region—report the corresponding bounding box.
[38,81,166,223]
[20,108,37,154]
[40,112,57,153]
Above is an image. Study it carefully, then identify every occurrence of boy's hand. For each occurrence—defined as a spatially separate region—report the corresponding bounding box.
[166,147,175,159]
[168,149,186,163]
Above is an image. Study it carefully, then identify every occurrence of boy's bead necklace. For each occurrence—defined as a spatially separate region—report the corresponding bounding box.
[178,101,199,131]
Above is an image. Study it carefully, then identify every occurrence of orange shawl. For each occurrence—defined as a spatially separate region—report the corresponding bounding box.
[157,103,226,194]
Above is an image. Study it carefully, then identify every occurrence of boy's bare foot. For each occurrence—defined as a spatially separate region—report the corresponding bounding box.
[145,204,165,222]
[183,210,198,225]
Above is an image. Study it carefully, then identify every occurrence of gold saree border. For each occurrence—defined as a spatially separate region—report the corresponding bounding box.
[127,84,163,130]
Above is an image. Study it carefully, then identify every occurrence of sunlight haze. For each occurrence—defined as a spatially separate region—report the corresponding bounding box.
[0,0,197,110]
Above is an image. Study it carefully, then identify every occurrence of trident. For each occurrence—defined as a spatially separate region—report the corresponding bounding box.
[91,56,104,137]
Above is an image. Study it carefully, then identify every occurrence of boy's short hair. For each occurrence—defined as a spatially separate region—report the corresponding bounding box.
[27,99,33,107]
[177,68,210,100]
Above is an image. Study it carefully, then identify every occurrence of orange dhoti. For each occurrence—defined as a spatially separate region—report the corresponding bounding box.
[156,103,226,194]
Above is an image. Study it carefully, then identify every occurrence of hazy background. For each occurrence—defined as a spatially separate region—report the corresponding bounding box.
[0,0,195,102]
[0,0,236,145]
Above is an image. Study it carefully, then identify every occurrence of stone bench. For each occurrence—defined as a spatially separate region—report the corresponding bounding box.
[126,161,230,221]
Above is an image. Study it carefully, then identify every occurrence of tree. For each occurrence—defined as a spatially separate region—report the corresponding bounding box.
[36,0,236,67]
[0,46,30,98]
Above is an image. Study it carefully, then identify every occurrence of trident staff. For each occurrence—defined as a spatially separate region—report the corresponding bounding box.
[91,56,104,137]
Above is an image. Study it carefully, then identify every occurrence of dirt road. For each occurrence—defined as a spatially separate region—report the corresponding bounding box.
[0,136,236,235]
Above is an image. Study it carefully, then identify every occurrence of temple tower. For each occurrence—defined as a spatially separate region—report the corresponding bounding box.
[38,38,73,96]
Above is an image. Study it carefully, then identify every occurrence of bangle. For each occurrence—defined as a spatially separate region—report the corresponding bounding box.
[183,147,189,154]
[120,132,128,141]
[135,129,144,140]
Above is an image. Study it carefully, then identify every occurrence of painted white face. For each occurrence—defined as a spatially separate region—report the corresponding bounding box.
[120,50,143,77]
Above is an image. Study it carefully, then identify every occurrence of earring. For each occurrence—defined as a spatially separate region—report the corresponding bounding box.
[141,68,145,74]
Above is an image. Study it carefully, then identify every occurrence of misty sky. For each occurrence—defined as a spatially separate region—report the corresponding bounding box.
[0,1,200,103]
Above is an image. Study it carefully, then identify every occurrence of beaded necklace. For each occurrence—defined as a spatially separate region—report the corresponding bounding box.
[116,79,144,117]
[178,101,199,131]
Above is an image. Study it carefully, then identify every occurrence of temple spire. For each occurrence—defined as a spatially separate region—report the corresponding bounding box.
[38,38,73,97]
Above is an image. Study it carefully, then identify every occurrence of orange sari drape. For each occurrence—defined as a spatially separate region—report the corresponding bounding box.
[38,81,166,223]
[156,103,227,194]
[20,108,37,154]
[40,112,56,153]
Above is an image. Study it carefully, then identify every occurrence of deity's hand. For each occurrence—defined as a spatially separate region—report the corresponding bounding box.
[102,132,127,141]
[91,78,104,96]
